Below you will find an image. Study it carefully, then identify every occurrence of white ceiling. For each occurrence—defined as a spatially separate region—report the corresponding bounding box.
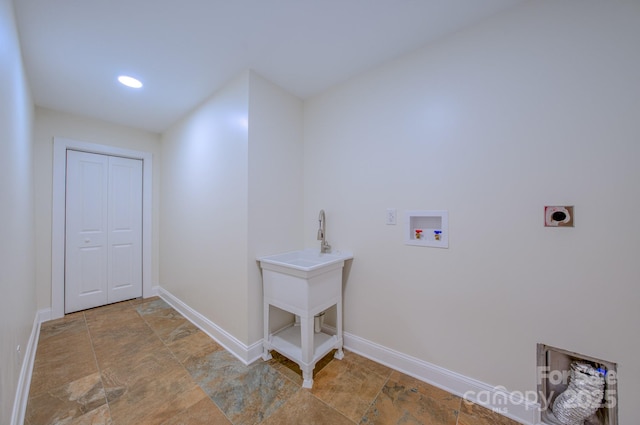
[14,0,525,133]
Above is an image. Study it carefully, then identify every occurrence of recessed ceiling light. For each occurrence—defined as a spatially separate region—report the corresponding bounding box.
[118,75,143,89]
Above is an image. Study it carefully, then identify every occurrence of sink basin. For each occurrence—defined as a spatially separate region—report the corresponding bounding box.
[259,249,353,272]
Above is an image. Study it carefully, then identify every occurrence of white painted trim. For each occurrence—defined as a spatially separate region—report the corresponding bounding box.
[52,137,153,319]
[37,308,52,324]
[157,287,263,365]
[341,330,541,425]
[10,309,50,425]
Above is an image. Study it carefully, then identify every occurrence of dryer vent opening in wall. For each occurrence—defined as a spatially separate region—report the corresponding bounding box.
[537,344,618,425]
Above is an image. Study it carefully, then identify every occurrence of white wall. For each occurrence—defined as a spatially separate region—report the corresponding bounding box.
[161,73,251,342]
[0,0,35,422]
[161,71,303,346]
[303,0,640,421]
[33,107,161,310]
[247,72,304,343]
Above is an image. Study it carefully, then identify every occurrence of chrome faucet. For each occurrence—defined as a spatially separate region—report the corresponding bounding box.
[317,209,331,253]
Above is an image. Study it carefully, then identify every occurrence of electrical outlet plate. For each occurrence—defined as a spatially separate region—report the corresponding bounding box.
[545,206,574,227]
[386,208,397,225]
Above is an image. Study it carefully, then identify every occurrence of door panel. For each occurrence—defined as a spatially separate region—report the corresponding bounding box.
[78,246,104,295]
[65,151,143,313]
[65,151,109,313]
[108,156,142,302]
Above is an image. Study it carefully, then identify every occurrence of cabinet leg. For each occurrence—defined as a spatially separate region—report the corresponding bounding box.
[300,314,315,388]
[302,366,314,388]
[335,297,344,360]
[263,301,272,361]
[262,348,272,361]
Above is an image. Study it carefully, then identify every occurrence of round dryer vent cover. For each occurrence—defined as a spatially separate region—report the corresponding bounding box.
[545,206,574,227]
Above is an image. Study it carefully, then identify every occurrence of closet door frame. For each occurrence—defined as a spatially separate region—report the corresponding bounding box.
[52,137,153,319]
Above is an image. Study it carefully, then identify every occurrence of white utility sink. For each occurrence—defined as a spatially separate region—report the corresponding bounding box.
[259,249,353,388]
[259,249,353,273]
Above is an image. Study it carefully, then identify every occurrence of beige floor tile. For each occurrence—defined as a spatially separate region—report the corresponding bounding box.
[310,350,393,422]
[29,320,98,396]
[38,313,86,341]
[105,363,208,424]
[91,332,165,372]
[142,309,200,344]
[361,370,461,425]
[83,300,137,322]
[160,396,231,425]
[26,372,108,425]
[100,346,189,398]
[84,306,145,331]
[263,389,355,425]
[68,403,112,425]
[87,308,161,371]
[166,329,225,365]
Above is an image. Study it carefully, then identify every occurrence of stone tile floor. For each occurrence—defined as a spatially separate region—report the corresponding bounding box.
[25,297,523,424]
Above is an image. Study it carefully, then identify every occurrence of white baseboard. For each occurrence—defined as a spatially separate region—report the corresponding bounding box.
[155,289,541,424]
[37,308,52,323]
[148,285,160,297]
[342,330,541,425]
[157,287,263,365]
[11,308,50,425]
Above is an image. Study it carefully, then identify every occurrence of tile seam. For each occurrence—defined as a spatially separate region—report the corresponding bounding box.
[82,310,114,424]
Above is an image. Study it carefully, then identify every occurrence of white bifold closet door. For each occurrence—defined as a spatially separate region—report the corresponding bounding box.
[65,150,143,313]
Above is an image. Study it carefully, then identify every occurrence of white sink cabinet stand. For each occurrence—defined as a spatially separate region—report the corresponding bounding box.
[259,250,352,388]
